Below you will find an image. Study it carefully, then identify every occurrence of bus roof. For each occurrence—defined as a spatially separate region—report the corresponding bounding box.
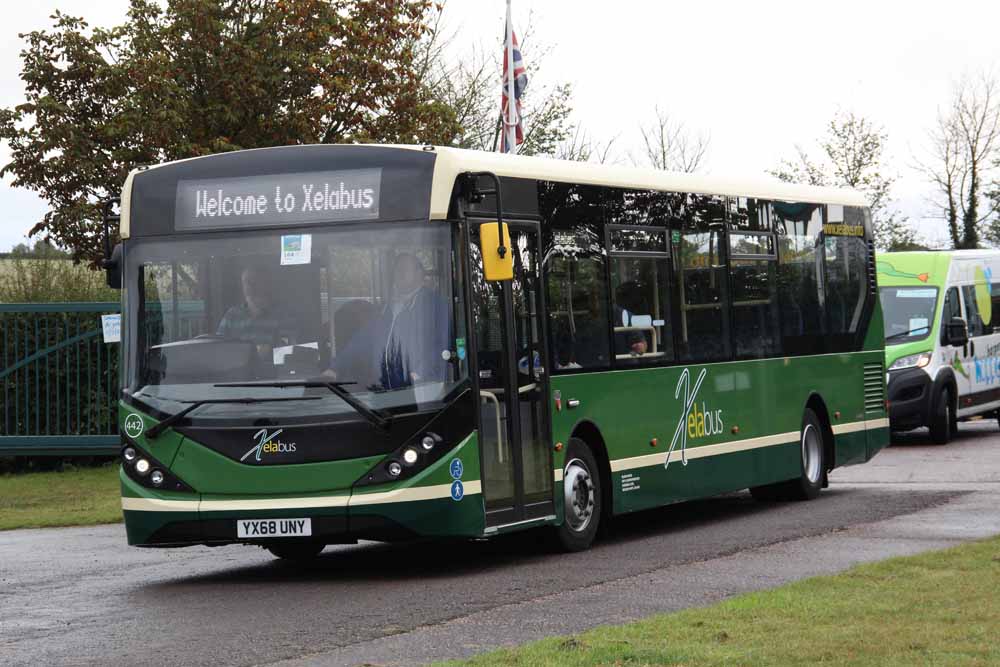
[417,145,869,218]
[119,144,869,237]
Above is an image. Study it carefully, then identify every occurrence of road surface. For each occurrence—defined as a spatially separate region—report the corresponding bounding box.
[2,422,999,666]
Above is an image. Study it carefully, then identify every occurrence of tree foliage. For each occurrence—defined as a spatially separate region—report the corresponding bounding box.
[771,110,915,251]
[917,73,1000,248]
[0,0,461,263]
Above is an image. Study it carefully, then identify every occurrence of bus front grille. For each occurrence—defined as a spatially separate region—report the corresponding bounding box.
[863,362,886,413]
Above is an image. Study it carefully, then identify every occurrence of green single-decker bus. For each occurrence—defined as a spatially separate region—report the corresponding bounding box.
[108,144,889,557]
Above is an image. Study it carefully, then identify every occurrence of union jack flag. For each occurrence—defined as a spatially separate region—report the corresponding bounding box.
[501,3,527,153]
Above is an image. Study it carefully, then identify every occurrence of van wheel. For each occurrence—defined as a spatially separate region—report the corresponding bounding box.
[265,541,325,561]
[552,439,601,552]
[929,388,953,445]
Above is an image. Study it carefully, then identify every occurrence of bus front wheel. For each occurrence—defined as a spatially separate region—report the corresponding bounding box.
[265,541,326,561]
[552,439,602,552]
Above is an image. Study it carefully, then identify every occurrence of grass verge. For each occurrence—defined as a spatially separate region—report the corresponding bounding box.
[0,464,122,530]
[440,536,1000,666]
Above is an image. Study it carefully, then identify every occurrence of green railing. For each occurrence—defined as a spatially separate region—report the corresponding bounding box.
[1,303,121,456]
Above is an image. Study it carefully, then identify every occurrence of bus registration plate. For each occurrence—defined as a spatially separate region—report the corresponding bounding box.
[237,518,312,539]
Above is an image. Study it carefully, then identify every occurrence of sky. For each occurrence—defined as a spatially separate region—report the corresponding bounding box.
[1,0,999,250]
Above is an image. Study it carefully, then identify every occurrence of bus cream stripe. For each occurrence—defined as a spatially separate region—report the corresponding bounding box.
[349,480,482,507]
[122,497,199,512]
[199,495,350,512]
[610,430,799,473]
[121,482,481,513]
[608,418,883,473]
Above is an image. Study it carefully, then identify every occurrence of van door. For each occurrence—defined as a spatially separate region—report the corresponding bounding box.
[957,259,1000,415]
[940,286,971,403]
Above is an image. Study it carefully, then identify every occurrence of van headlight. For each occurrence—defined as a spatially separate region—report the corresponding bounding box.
[888,352,932,371]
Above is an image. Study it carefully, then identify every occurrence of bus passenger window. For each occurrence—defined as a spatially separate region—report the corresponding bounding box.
[540,182,610,371]
[609,227,672,365]
[673,195,730,362]
[728,198,779,359]
[773,202,825,355]
[823,205,870,352]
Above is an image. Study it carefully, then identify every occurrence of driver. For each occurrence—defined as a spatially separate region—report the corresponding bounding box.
[217,266,300,347]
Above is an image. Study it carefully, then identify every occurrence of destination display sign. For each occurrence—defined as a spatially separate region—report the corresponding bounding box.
[174,168,381,230]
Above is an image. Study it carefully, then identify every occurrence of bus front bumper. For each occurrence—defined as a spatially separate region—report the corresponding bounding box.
[121,470,484,547]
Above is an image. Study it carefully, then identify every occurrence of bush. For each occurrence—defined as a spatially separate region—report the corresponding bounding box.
[0,255,118,303]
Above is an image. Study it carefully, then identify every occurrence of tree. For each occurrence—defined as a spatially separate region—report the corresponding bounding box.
[632,106,710,173]
[771,110,915,251]
[0,0,461,263]
[918,74,1000,248]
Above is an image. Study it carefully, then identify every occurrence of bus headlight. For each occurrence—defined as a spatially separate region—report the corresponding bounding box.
[888,352,932,371]
[135,459,151,475]
[123,447,137,462]
[387,461,403,477]
[402,448,420,465]
[421,435,436,451]
[150,470,165,486]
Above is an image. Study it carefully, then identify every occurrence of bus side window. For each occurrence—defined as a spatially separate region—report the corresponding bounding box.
[674,194,730,362]
[823,206,870,352]
[728,198,779,359]
[539,182,610,371]
[608,226,672,365]
[773,202,825,355]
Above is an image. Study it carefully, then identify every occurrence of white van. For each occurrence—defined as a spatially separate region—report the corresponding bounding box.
[879,250,1000,443]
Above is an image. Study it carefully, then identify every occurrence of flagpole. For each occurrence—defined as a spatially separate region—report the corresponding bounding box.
[505,0,518,154]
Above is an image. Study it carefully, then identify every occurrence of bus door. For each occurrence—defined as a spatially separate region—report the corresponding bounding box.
[469,221,554,528]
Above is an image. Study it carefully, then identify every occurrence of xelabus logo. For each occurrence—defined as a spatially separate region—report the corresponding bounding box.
[241,429,297,463]
[665,368,724,470]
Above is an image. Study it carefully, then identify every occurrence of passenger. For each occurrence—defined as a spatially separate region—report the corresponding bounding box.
[327,254,449,390]
[217,266,300,348]
[614,304,648,356]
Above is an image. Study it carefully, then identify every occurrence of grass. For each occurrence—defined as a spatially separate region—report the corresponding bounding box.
[0,464,122,530]
[440,536,1000,666]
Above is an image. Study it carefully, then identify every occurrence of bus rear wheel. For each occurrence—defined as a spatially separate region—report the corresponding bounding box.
[265,541,325,561]
[552,439,602,552]
[751,408,825,501]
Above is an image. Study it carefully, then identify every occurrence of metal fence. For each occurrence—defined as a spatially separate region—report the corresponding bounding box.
[1,303,120,456]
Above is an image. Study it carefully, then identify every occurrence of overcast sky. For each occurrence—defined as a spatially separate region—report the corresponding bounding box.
[2,0,999,250]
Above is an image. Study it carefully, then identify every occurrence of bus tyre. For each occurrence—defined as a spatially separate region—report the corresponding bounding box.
[929,388,952,445]
[786,408,825,500]
[265,541,325,561]
[751,408,825,501]
[553,439,602,552]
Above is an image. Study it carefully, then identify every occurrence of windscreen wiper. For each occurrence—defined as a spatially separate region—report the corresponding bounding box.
[885,327,930,341]
[145,395,322,439]
[215,380,393,431]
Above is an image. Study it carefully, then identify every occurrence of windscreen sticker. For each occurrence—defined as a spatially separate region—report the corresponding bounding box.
[280,234,311,265]
[908,317,929,334]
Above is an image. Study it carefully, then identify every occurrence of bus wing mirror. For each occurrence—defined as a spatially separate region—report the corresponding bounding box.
[103,243,122,289]
[480,222,513,281]
[946,317,968,347]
